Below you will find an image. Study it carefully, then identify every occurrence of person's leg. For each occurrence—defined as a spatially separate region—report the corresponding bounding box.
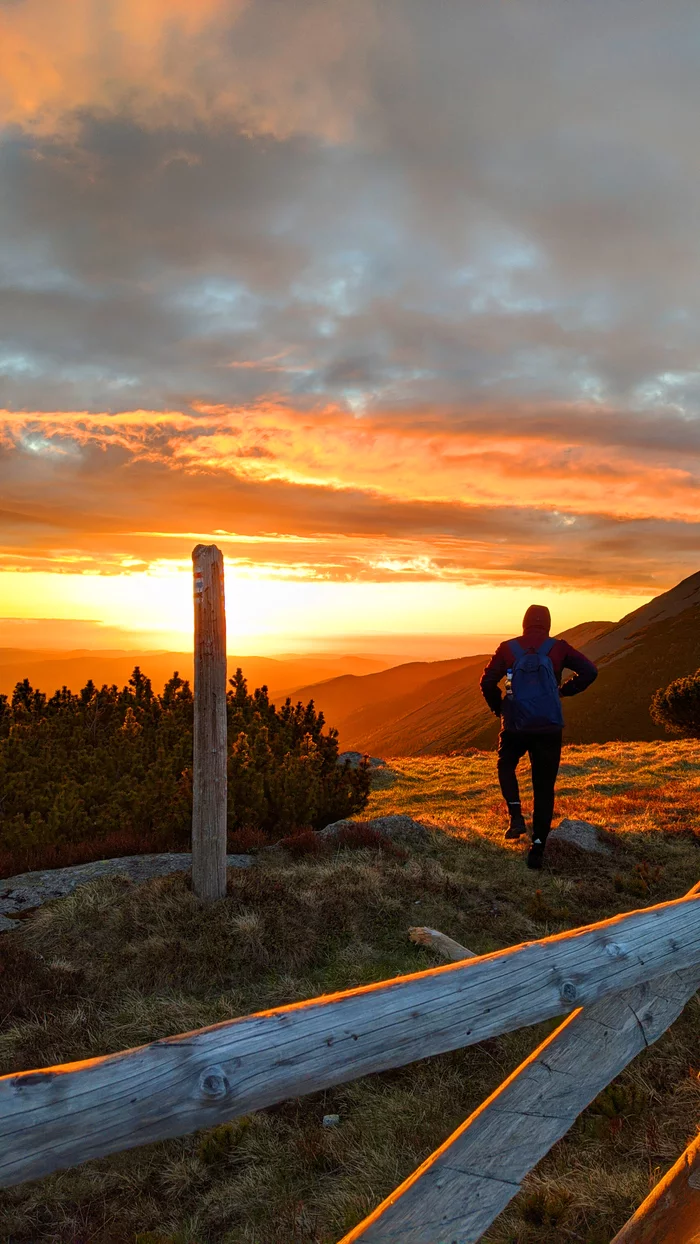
[497,730,529,837]
[527,731,563,867]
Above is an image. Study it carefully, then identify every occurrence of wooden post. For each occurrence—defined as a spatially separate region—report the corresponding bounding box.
[192,544,227,901]
[609,1128,700,1244]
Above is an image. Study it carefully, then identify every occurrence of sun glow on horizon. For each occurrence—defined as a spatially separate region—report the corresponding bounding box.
[0,564,652,655]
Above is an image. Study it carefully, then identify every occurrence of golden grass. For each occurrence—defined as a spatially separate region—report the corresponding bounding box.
[1,740,699,1243]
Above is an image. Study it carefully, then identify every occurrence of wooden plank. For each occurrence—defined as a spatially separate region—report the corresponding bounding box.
[192,543,227,901]
[340,892,700,1242]
[609,1126,700,1243]
[1,887,699,1188]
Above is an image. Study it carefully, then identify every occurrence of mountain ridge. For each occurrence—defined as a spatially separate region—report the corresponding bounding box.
[285,574,700,754]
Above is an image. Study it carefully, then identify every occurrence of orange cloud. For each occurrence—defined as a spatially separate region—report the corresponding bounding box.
[1,401,699,599]
[4,400,700,529]
[0,0,376,142]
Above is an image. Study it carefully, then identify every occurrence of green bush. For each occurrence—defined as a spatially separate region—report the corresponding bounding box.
[651,668,700,738]
[0,667,370,871]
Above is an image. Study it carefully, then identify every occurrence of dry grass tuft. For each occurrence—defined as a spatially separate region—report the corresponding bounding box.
[1,741,699,1243]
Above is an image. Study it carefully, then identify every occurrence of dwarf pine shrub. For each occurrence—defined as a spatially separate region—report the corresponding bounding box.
[0,667,370,873]
[651,668,700,738]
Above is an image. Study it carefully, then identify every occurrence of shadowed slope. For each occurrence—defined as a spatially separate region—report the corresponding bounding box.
[286,574,700,754]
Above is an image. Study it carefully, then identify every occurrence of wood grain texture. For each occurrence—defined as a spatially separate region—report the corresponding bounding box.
[609,1126,700,1244]
[340,964,700,1243]
[341,884,700,1244]
[0,888,698,1188]
[192,543,227,901]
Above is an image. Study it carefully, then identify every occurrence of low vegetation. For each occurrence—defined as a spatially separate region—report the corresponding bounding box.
[0,669,370,877]
[1,741,699,1243]
[651,666,700,738]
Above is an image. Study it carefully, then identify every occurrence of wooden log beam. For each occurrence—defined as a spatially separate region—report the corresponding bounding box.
[192,543,227,901]
[609,1127,700,1244]
[1,888,699,1188]
[340,887,700,1242]
[408,927,476,961]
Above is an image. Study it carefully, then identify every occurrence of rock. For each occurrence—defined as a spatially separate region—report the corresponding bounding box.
[553,819,612,855]
[320,814,430,843]
[0,853,255,930]
[0,913,17,933]
[322,1114,341,1128]
[337,751,386,768]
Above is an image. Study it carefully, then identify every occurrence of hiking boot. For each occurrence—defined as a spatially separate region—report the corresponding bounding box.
[505,807,528,839]
[527,838,545,869]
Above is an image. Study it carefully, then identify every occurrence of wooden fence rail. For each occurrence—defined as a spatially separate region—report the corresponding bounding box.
[610,1124,700,1244]
[1,888,699,1197]
[341,881,700,1243]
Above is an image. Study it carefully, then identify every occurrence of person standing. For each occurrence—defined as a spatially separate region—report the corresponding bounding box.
[480,605,598,869]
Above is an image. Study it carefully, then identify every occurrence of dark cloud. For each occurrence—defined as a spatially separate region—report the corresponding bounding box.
[1,0,700,599]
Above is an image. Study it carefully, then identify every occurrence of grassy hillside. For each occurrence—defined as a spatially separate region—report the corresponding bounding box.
[564,602,700,744]
[280,656,482,741]
[287,576,700,754]
[583,570,700,665]
[1,742,699,1244]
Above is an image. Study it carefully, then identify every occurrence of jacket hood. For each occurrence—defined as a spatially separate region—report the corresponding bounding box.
[522,604,551,634]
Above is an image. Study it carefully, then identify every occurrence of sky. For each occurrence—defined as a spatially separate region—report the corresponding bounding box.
[1,0,699,653]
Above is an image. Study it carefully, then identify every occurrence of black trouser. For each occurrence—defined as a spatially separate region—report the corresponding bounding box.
[497,729,562,840]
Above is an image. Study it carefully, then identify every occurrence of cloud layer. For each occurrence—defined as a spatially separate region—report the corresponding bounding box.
[1,0,700,606]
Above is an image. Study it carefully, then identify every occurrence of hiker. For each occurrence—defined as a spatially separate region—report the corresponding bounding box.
[480,605,598,870]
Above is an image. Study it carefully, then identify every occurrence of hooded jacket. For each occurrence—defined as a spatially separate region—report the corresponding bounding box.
[479,604,598,729]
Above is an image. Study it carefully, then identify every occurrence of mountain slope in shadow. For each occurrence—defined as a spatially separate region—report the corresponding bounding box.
[286,572,700,754]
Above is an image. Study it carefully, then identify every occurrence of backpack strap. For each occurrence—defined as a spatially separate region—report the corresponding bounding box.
[538,638,556,656]
[508,639,524,660]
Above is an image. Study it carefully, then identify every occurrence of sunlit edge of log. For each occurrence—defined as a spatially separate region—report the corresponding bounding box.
[340,884,700,1244]
[1,886,699,1189]
[609,1124,700,1244]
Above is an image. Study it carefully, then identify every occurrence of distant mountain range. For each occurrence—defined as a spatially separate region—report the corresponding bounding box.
[0,650,391,700]
[4,572,699,754]
[283,572,700,754]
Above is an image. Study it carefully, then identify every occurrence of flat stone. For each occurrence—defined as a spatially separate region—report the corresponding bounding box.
[553,819,611,855]
[320,814,430,843]
[0,853,254,929]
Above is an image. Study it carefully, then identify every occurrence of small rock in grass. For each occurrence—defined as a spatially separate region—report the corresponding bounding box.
[322,1114,341,1128]
[320,814,430,843]
[337,751,386,768]
[553,818,611,855]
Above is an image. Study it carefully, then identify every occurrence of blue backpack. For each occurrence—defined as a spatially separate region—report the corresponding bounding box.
[504,638,564,732]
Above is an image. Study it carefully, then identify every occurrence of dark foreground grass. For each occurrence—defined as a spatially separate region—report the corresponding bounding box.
[1,741,699,1244]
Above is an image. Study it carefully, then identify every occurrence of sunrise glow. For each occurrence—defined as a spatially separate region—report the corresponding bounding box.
[1,1,697,655]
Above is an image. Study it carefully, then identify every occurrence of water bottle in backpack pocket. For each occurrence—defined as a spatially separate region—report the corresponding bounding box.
[503,638,564,731]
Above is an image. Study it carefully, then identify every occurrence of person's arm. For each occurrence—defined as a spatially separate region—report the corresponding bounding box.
[559,642,598,697]
[480,644,510,716]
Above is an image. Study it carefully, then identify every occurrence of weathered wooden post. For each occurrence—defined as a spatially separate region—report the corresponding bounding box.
[192,544,227,901]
